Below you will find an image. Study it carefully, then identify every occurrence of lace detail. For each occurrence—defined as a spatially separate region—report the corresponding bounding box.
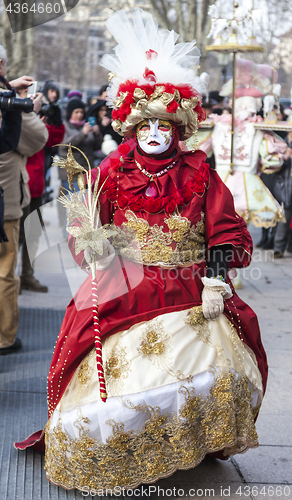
[104,340,132,397]
[45,371,259,492]
[112,210,205,267]
[185,306,212,345]
[137,318,187,381]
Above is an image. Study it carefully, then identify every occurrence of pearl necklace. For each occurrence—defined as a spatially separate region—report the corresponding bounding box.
[135,159,177,181]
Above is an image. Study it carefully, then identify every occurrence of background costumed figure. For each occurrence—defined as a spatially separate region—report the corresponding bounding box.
[15,9,267,493]
[199,59,287,230]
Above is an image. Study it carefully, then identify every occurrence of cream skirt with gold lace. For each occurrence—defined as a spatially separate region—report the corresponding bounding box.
[45,307,263,492]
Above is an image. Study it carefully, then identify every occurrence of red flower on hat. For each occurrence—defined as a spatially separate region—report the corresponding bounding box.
[143,68,157,83]
[167,100,179,113]
[146,50,158,60]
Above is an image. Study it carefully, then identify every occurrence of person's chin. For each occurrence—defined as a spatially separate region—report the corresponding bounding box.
[144,145,166,155]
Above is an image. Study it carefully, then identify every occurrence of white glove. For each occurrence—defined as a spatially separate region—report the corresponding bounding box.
[201,277,232,321]
[84,241,115,271]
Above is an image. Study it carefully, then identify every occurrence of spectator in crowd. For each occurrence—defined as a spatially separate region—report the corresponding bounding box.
[272,129,292,257]
[42,80,62,203]
[58,98,103,234]
[258,105,292,251]
[0,47,48,355]
[209,90,225,115]
[18,89,65,293]
[0,46,27,244]
[98,84,108,100]
[59,98,102,171]
[42,80,60,105]
[86,99,122,146]
[87,95,98,107]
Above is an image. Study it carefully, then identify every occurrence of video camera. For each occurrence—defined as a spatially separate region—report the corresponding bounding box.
[0,90,33,113]
[38,103,52,119]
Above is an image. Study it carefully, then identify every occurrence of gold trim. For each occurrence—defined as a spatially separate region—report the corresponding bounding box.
[206,44,264,53]
[45,371,260,492]
[254,122,292,132]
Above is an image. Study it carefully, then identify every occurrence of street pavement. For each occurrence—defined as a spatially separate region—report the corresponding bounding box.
[0,171,291,499]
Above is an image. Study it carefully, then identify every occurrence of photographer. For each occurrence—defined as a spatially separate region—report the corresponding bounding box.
[0,46,48,355]
[0,46,35,243]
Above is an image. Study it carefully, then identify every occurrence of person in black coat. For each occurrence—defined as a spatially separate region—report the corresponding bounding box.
[86,99,122,145]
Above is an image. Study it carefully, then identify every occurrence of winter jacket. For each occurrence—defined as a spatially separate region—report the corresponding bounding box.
[0,112,48,220]
[58,120,102,180]
[26,123,65,198]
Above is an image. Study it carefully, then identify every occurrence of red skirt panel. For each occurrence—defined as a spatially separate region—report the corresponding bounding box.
[46,256,267,418]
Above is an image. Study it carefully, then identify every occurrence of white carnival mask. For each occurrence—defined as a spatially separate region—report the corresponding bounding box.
[136,119,173,154]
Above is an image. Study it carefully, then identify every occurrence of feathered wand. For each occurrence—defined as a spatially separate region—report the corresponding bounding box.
[54,145,116,402]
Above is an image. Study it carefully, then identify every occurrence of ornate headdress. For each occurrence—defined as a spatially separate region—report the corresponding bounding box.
[100,9,206,140]
[220,58,278,98]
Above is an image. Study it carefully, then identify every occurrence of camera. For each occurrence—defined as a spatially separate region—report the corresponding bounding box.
[0,90,33,113]
[39,103,51,118]
[27,81,38,98]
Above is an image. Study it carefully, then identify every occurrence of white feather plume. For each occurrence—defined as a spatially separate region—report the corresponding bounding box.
[199,72,210,96]
[100,8,204,107]
[264,95,276,116]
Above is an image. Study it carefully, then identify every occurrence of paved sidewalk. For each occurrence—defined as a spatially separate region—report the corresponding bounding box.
[1,194,291,500]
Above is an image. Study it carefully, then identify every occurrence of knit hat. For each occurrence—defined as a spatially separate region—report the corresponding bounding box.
[67,89,83,100]
[66,98,85,121]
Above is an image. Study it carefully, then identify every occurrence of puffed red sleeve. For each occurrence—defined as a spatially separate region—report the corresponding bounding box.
[204,169,253,268]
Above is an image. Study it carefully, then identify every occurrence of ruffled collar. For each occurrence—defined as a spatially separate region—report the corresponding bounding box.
[134,146,182,175]
[98,142,209,214]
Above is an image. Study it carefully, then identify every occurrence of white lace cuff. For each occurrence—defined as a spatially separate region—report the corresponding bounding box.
[201,276,233,299]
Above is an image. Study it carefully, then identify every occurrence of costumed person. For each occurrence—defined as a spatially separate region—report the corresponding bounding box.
[198,59,287,287]
[15,9,267,494]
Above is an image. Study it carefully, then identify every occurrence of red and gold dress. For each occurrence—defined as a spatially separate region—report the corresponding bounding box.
[21,143,267,492]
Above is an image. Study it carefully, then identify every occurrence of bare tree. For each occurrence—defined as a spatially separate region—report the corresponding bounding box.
[0,2,35,78]
[131,0,217,51]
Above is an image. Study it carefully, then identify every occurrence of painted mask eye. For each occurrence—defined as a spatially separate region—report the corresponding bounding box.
[139,124,150,131]
[158,121,172,133]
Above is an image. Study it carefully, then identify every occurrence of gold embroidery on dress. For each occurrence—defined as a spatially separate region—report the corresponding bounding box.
[137,318,186,380]
[184,306,225,360]
[185,306,212,345]
[112,210,205,267]
[74,351,94,405]
[45,370,260,493]
[104,340,131,397]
